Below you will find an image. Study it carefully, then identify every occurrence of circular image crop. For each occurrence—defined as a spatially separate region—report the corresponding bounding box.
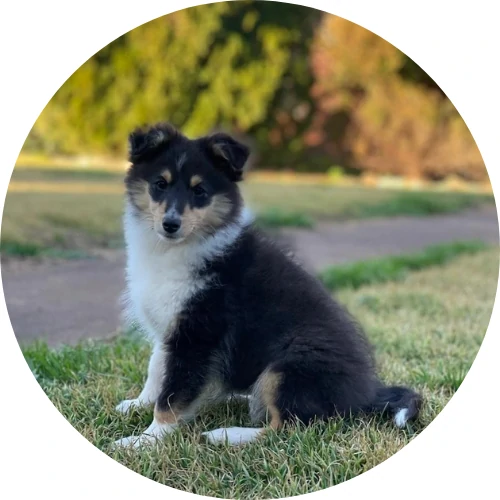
[2,2,498,498]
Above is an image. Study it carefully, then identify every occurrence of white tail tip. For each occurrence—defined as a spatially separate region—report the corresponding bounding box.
[394,408,409,428]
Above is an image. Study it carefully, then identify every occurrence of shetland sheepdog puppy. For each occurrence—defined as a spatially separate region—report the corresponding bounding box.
[114,122,421,447]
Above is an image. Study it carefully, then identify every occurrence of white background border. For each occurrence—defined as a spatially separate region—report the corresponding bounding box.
[1,1,499,498]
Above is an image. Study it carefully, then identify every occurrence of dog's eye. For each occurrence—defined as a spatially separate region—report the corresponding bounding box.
[154,178,168,190]
[192,185,207,197]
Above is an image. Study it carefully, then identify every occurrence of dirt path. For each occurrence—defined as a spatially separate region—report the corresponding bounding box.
[2,207,498,346]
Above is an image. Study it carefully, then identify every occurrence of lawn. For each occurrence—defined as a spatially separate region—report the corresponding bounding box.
[22,248,498,498]
[1,167,493,256]
[319,240,488,290]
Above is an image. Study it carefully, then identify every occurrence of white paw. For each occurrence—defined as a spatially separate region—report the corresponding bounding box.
[202,427,263,445]
[115,398,147,414]
[113,421,176,449]
[112,433,157,449]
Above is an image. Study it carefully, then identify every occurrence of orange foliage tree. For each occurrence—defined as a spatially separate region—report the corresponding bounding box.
[307,15,487,180]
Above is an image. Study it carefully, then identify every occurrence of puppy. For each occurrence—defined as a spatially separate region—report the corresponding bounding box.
[114,122,421,447]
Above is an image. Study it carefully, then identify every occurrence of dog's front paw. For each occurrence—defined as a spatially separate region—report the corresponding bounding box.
[112,420,176,449]
[112,433,157,449]
[115,398,145,414]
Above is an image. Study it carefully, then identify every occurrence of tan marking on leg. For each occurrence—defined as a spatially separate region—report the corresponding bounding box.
[155,376,227,425]
[202,372,283,446]
[260,371,284,431]
[250,370,283,433]
[155,406,181,425]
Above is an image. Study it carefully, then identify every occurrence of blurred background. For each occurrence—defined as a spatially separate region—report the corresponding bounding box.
[1,1,498,347]
[20,1,489,182]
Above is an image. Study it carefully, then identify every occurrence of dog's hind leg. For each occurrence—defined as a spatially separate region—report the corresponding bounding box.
[202,369,283,446]
[203,356,379,446]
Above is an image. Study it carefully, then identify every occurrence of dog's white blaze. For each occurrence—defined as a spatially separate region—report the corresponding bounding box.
[202,427,263,445]
[394,408,409,427]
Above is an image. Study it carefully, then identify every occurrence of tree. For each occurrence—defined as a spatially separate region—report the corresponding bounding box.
[29,1,318,158]
[307,15,487,180]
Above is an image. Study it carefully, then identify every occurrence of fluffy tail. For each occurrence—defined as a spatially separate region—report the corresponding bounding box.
[369,385,422,427]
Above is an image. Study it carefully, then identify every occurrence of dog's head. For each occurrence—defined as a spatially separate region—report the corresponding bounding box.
[125,123,250,245]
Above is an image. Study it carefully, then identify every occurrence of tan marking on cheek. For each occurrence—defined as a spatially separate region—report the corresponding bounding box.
[180,194,234,236]
[204,194,233,228]
[190,175,203,188]
[149,199,167,227]
[180,205,204,235]
[128,179,150,212]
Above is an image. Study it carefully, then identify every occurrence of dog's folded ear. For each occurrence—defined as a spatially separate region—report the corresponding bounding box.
[128,123,179,163]
[203,133,250,182]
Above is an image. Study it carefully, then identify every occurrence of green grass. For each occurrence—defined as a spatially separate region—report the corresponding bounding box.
[345,191,491,218]
[243,183,493,220]
[21,249,499,498]
[0,238,91,258]
[0,239,44,257]
[1,191,125,255]
[10,167,125,182]
[319,240,489,290]
[254,208,314,229]
[1,168,493,256]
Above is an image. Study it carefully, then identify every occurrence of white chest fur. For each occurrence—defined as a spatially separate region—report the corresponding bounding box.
[121,204,251,341]
[122,208,206,341]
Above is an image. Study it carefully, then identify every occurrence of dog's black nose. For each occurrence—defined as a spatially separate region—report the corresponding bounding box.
[162,217,181,234]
